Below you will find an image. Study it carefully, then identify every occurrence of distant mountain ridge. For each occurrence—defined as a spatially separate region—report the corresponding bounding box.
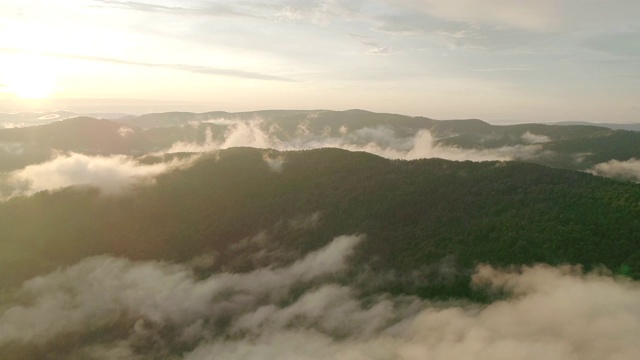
[2,110,640,175]
[0,110,134,129]
[551,121,640,132]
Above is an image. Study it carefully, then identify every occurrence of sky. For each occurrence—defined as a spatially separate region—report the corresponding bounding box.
[0,0,639,123]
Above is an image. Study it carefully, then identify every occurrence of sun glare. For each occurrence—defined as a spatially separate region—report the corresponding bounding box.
[8,80,56,99]
[2,56,59,99]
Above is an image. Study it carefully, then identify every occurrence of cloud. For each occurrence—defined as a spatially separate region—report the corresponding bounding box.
[272,0,360,26]
[163,119,548,162]
[3,152,187,198]
[37,114,61,120]
[288,212,322,230]
[373,0,640,58]
[0,235,364,346]
[521,131,551,144]
[385,0,640,34]
[587,158,640,182]
[91,0,204,15]
[0,123,23,129]
[182,264,640,360]
[366,46,392,55]
[3,48,294,82]
[2,254,640,360]
[90,0,361,28]
[0,142,24,155]
[165,126,220,153]
[117,125,135,137]
[263,152,285,173]
[165,120,284,153]
[388,0,560,31]
[220,120,282,148]
[90,0,262,18]
[473,66,533,72]
[584,31,640,57]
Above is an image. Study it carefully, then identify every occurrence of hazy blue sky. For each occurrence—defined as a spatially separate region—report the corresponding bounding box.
[0,0,639,123]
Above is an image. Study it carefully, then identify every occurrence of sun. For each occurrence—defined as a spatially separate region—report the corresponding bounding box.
[1,55,60,99]
[8,81,55,99]
[5,68,56,99]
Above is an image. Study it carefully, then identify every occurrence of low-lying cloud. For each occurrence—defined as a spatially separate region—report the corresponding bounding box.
[0,142,24,155]
[163,119,549,163]
[588,158,640,182]
[1,234,639,359]
[263,152,285,172]
[117,126,135,138]
[0,236,366,349]
[3,152,187,198]
[521,131,551,144]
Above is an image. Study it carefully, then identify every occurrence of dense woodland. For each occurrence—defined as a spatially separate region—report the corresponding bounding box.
[1,147,639,298]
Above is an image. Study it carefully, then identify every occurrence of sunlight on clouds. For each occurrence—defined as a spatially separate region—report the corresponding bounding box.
[3,152,191,199]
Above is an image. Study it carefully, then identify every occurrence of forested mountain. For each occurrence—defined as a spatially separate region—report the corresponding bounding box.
[0,117,153,171]
[0,110,79,128]
[2,148,639,292]
[0,117,148,153]
[0,110,132,128]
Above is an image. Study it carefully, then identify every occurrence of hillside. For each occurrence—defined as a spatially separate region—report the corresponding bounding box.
[2,148,639,292]
[0,117,155,171]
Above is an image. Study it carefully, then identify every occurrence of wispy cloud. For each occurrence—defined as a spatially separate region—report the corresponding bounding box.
[90,0,360,26]
[0,142,24,154]
[473,66,533,72]
[90,0,263,18]
[263,152,285,173]
[59,52,295,82]
[0,48,294,82]
[584,31,640,57]
[361,40,392,55]
[91,0,200,14]
[385,0,560,32]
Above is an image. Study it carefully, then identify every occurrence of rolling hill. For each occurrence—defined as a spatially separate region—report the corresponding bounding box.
[2,147,639,292]
[3,110,640,176]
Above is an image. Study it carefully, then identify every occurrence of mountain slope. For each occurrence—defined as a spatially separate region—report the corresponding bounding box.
[0,117,157,171]
[1,148,639,291]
